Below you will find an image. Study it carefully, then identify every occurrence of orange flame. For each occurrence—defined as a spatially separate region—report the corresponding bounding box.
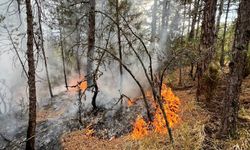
[131,116,148,139]
[85,129,95,136]
[131,84,180,139]
[68,75,87,92]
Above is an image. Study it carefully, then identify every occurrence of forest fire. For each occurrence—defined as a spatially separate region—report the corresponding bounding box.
[131,116,148,139]
[131,84,180,139]
[68,75,88,92]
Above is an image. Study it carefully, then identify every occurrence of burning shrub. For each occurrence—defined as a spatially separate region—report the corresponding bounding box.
[131,116,148,139]
[131,84,180,139]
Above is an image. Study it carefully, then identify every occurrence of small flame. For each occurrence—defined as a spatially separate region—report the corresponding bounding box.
[68,75,87,92]
[127,99,134,107]
[131,84,180,139]
[131,116,148,139]
[79,81,87,91]
[85,129,95,136]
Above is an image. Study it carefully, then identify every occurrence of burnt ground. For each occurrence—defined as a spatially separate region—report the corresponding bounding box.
[1,69,250,149]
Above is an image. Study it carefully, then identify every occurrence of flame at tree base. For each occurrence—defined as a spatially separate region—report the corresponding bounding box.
[131,84,180,139]
[68,75,88,93]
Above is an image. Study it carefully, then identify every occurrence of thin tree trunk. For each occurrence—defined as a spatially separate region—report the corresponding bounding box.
[178,68,182,86]
[181,0,187,37]
[220,0,250,138]
[196,0,218,101]
[187,1,192,34]
[59,26,68,90]
[76,25,81,78]
[88,0,96,109]
[25,0,37,149]
[179,1,187,86]
[195,1,202,38]
[76,25,82,124]
[188,0,200,80]
[189,0,200,40]
[116,0,123,92]
[220,0,231,67]
[189,62,194,79]
[215,0,224,39]
[151,0,157,43]
[36,0,53,98]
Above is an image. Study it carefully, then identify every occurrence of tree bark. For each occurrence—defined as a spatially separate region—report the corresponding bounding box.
[25,0,37,149]
[36,0,53,98]
[59,26,68,90]
[220,0,250,138]
[215,0,224,39]
[181,0,187,37]
[189,0,200,40]
[151,0,158,44]
[196,0,218,100]
[187,1,192,34]
[195,1,202,38]
[116,0,123,92]
[87,0,96,109]
[219,0,231,67]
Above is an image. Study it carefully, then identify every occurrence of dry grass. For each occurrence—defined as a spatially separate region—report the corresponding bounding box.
[61,129,128,150]
[123,89,209,150]
[37,106,65,122]
[60,74,250,149]
[60,88,210,150]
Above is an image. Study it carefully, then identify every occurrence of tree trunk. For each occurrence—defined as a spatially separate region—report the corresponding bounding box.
[178,68,182,86]
[220,0,250,138]
[188,0,200,80]
[196,0,218,100]
[25,0,37,149]
[189,0,200,40]
[116,0,123,92]
[36,0,53,98]
[181,0,187,37]
[59,26,68,90]
[195,1,202,38]
[88,0,96,109]
[187,1,192,34]
[76,24,81,78]
[220,0,231,67]
[161,0,170,33]
[151,0,157,43]
[215,0,224,39]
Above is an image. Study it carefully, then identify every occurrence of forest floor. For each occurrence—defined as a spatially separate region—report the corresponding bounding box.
[59,68,250,150]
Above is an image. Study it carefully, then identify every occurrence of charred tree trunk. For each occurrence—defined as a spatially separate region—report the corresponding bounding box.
[196,0,217,101]
[220,0,250,138]
[88,0,96,109]
[220,0,231,67]
[25,0,37,149]
[36,0,53,98]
